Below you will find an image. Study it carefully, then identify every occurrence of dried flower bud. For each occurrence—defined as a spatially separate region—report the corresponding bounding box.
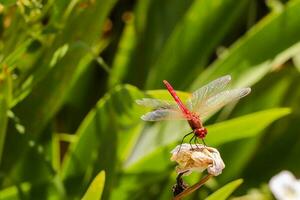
[170,144,225,176]
[269,170,300,200]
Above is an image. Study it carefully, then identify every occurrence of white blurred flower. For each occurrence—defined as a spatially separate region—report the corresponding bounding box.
[269,170,300,200]
[170,143,225,176]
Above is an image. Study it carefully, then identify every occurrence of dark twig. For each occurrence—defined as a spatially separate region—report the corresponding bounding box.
[172,172,189,196]
[173,174,213,200]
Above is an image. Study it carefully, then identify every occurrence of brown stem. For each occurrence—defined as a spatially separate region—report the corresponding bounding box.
[173,174,213,200]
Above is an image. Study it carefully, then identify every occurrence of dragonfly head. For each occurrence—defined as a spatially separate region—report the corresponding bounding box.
[194,127,207,139]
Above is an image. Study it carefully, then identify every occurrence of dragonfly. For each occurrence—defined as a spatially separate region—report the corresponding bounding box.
[136,75,251,146]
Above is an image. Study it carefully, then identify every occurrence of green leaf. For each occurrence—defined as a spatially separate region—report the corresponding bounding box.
[108,17,137,88]
[1,0,118,188]
[110,171,169,200]
[146,90,191,101]
[109,0,194,87]
[205,108,291,146]
[216,71,295,183]
[0,39,33,70]
[0,0,16,6]
[61,85,145,198]
[146,0,251,89]
[0,182,31,200]
[0,180,65,200]
[240,73,300,184]
[0,67,12,165]
[13,0,118,135]
[205,179,243,200]
[81,171,105,200]
[191,0,300,90]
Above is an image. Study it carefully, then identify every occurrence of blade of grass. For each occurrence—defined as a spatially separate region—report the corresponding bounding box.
[109,0,194,88]
[205,179,243,200]
[0,67,12,165]
[108,16,137,88]
[146,0,251,89]
[205,108,291,145]
[191,0,300,90]
[61,85,145,199]
[14,0,118,135]
[1,0,118,188]
[81,171,105,200]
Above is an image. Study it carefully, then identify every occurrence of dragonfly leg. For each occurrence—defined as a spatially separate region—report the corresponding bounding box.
[202,138,207,146]
[189,135,196,150]
[177,131,193,153]
[194,137,200,149]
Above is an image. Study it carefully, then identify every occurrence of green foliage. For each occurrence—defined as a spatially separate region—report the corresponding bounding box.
[205,179,243,200]
[1,0,300,199]
[191,0,300,90]
[81,171,105,200]
[0,67,12,164]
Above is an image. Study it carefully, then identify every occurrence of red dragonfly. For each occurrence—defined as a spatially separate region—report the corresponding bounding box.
[136,75,251,145]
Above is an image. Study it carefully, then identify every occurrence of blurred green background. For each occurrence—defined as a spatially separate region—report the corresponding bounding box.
[0,0,300,199]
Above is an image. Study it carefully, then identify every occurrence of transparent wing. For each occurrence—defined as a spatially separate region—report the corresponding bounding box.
[196,88,251,120]
[136,98,178,109]
[141,109,190,121]
[136,98,190,121]
[187,75,231,111]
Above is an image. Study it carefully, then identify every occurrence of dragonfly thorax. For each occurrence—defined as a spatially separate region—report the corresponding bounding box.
[187,113,202,129]
[194,127,207,139]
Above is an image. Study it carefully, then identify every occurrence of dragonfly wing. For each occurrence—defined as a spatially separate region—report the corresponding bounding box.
[195,88,251,120]
[136,98,178,109]
[137,98,190,121]
[141,109,190,121]
[187,75,231,111]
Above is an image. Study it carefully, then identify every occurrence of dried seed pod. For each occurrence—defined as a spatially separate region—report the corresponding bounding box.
[170,144,225,176]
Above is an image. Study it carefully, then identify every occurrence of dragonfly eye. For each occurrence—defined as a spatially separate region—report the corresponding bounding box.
[195,128,207,138]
